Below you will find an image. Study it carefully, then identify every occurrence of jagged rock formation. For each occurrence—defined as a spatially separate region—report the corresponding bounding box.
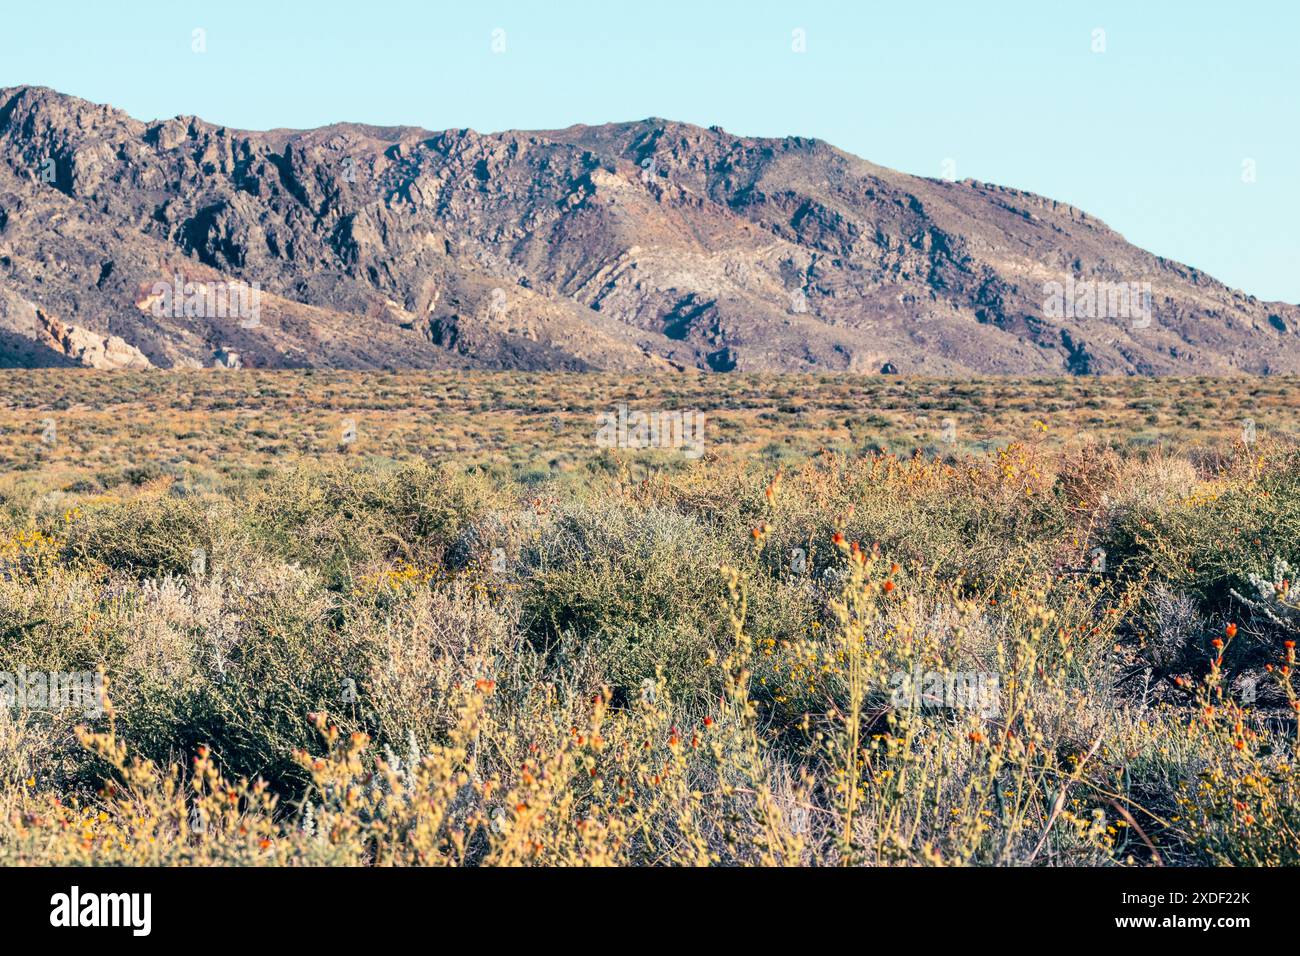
[0,85,1296,373]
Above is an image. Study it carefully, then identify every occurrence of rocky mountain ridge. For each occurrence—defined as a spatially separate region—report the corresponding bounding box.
[0,85,1295,374]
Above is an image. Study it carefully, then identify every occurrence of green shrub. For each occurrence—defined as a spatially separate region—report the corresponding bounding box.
[245,459,508,585]
[521,504,729,705]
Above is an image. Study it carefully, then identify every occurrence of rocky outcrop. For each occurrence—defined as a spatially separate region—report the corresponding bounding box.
[0,287,149,368]
[35,308,151,368]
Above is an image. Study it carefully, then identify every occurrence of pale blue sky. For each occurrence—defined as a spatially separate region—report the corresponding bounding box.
[3,1,1296,302]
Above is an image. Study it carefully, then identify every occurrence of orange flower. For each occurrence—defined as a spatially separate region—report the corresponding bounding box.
[1225,623,1238,639]
[1211,638,1223,649]
[882,580,895,593]
[831,531,845,546]
[967,731,984,744]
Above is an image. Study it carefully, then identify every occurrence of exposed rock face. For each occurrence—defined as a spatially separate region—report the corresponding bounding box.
[0,85,1296,374]
[35,307,151,368]
[0,287,149,368]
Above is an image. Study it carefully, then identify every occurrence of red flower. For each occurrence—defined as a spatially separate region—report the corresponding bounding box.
[1225,623,1238,639]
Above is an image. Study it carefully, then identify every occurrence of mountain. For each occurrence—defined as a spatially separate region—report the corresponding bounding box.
[0,85,1296,374]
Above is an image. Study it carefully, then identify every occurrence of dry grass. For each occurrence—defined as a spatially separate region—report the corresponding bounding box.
[0,371,1297,866]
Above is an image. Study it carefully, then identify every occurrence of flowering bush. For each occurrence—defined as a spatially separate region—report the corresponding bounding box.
[0,429,1298,866]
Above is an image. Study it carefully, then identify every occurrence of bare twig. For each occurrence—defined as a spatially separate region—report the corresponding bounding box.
[1025,731,1104,865]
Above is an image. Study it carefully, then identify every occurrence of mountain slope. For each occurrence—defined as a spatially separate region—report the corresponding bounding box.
[0,85,1295,373]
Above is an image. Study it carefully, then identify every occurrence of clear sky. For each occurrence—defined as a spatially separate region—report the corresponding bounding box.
[3,0,1296,302]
